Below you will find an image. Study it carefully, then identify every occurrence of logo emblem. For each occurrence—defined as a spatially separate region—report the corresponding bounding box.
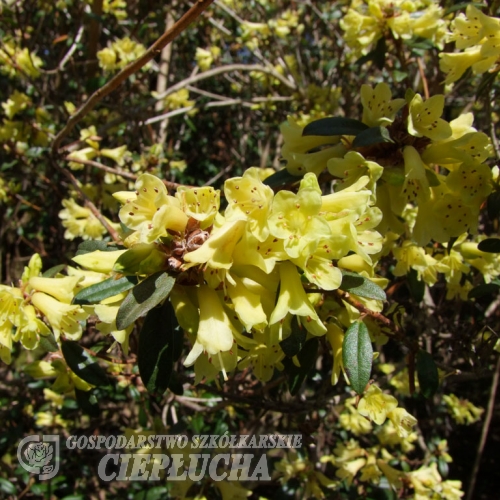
[17,435,60,480]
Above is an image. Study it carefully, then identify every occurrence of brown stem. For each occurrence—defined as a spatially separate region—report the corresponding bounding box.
[51,0,215,154]
[52,160,122,243]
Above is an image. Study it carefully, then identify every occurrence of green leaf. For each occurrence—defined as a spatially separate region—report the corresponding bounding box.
[283,338,319,396]
[407,269,425,302]
[61,341,109,387]
[139,301,183,395]
[75,240,119,256]
[468,282,500,299]
[116,272,176,330]
[74,388,100,417]
[133,487,169,500]
[352,126,394,148]
[262,168,302,188]
[168,371,184,395]
[342,321,373,395]
[425,168,441,187]
[340,270,386,300]
[416,350,439,398]
[478,238,500,253]
[280,317,306,357]
[356,36,386,70]
[302,117,368,137]
[0,478,17,495]
[487,190,500,220]
[38,332,59,353]
[73,276,138,305]
[42,264,66,278]
[382,167,405,186]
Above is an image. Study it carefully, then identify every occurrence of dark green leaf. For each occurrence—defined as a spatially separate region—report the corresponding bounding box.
[73,276,138,305]
[42,264,66,278]
[133,487,169,500]
[38,332,59,353]
[468,282,500,299]
[61,341,109,387]
[340,270,386,300]
[168,371,184,395]
[342,321,373,395]
[0,478,17,495]
[356,36,386,70]
[487,190,500,220]
[425,168,441,187]
[262,168,302,188]
[416,350,439,398]
[302,117,368,137]
[75,241,120,256]
[478,238,500,253]
[139,300,183,395]
[280,317,306,357]
[116,272,176,330]
[284,338,319,395]
[352,126,394,148]
[407,269,425,302]
[74,388,100,417]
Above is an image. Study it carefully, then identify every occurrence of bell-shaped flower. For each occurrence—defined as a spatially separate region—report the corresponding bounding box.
[376,460,404,489]
[31,292,88,341]
[408,94,452,141]
[224,167,274,241]
[176,186,219,229]
[361,83,405,127]
[357,384,398,425]
[184,286,236,366]
[326,323,344,385]
[387,407,418,438]
[184,218,246,270]
[238,327,285,382]
[227,275,267,332]
[29,275,82,304]
[0,285,23,325]
[100,145,129,166]
[328,152,383,193]
[439,48,483,84]
[16,304,51,350]
[449,5,485,49]
[21,253,43,283]
[446,161,492,207]
[292,242,343,291]
[72,249,127,273]
[66,147,98,170]
[269,173,331,259]
[402,146,430,203]
[0,320,14,364]
[233,230,287,274]
[270,261,326,336]
[118,174,188,243]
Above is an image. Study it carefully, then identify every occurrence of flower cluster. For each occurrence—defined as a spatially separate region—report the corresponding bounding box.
[97,37,148,72]
[282,82,493,246]
[440,5,500,84]
[340,0,447,58]
[83,169,385,382]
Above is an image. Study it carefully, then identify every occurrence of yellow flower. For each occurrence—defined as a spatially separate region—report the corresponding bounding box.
[29,276,81,304]
[270,262,326,336]
[387,407,418,438]
[16,304,51,349]
[184,286,236,365]
[408,94,452,141]
[357,384,398,425]
[443,393,484,424]
[361,83,405,127]
[31,292,88,341]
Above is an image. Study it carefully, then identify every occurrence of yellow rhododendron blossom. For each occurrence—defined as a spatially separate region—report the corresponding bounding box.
[357,384,398,425]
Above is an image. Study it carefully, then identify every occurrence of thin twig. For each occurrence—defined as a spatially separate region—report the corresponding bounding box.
[53,161,122,243]
[64,157,138,181]
[51,0,215,154]
[466,355,500,500]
